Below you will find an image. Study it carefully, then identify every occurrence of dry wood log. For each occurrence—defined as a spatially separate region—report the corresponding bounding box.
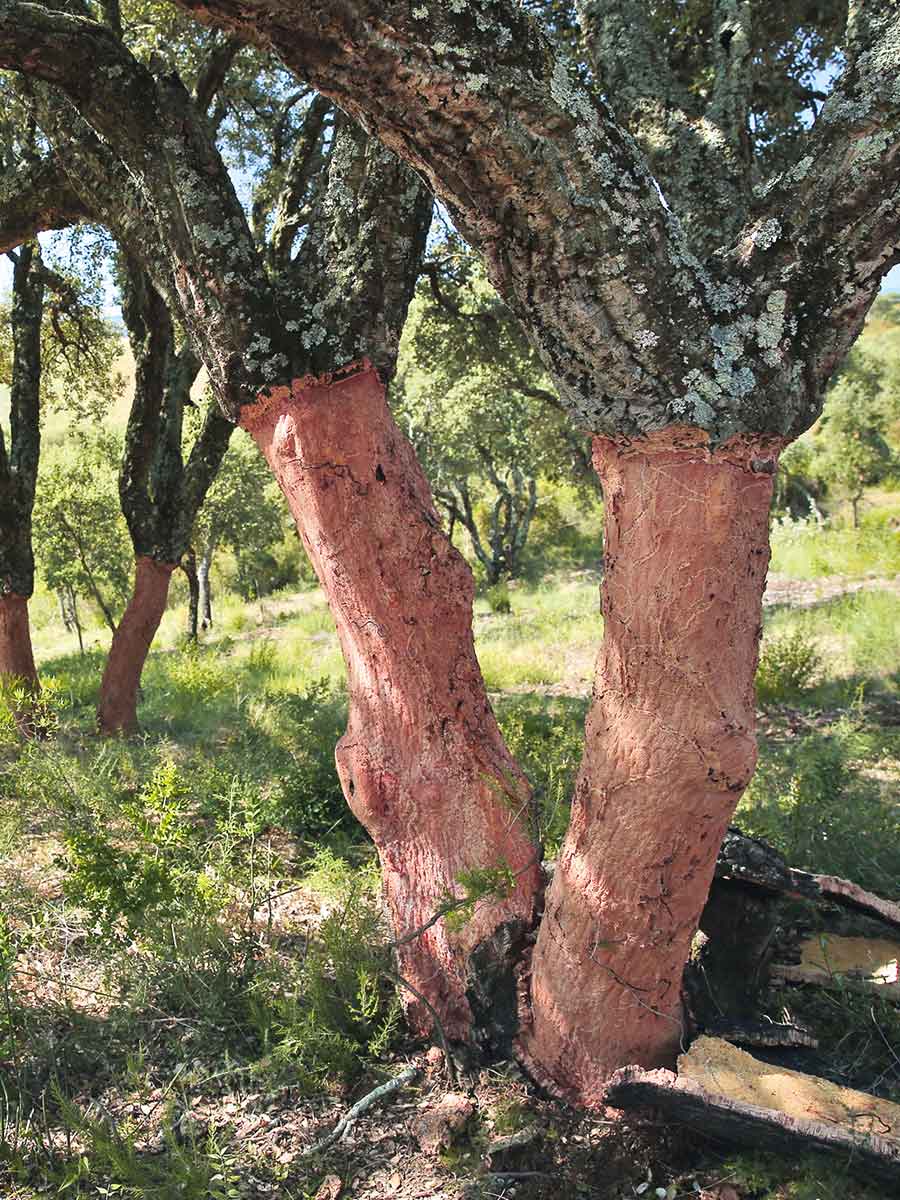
[715,830,900,928]
[605,1037,900,1186]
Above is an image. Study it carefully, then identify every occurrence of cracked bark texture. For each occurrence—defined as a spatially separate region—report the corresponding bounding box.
[166,0,900,441]
[518,429,781,1103]
[242,365,542,1043]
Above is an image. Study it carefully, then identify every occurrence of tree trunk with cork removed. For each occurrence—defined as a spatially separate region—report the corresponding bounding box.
[519,429,783,1106]
[97,556,176,734]
[241,363,542,1053]
[0,592,41,733]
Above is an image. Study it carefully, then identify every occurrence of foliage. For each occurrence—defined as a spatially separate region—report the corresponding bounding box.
[738,717,900,899]
[755,630,821,705]
[811,368,896,526]
[485,581,512,614]
[396,242,593,583]
[31,432,132,632]
[190,426,293,601]
[496,695,588,854]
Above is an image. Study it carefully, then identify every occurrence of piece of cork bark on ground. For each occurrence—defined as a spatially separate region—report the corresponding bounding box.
[605,1036,900,1185]
[771,934,900,999]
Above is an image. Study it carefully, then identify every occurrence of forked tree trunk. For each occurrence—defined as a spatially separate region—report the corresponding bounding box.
[242,364,542,1048]
[97,556,175,733]
[519,428,782,1107]
[0,593,40,733]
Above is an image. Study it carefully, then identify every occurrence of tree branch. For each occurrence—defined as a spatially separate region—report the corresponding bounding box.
[0,151,89,254]
[0,2,290,414]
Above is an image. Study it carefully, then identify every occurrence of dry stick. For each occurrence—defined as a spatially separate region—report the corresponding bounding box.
[384,967,458,1087]
[303,1065,421,1157]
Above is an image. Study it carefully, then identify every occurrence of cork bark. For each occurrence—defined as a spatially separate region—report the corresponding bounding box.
[242,364,542,1045]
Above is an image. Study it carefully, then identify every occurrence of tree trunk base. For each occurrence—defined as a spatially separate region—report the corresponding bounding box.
[242,363,542,1048]
[97,557,175,734]
[0,592,40,734]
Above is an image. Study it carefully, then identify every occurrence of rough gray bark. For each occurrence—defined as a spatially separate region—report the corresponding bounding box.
[163,0,900,440]
[0,242,43,600]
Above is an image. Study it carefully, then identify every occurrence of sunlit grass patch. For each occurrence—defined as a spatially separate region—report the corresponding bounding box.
[770,512,900,579]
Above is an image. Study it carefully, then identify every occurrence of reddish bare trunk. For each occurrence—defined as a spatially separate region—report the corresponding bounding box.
[0,593,40,732]
[519,428,782,1106]
[242,364,541,1048]
[97,557,175,734]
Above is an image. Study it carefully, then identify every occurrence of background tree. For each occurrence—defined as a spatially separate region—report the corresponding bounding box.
[398,246,593,584]
[32,432,132,644]
[811,372,896,529]
[188,429,286,633]
[0,215,119,702]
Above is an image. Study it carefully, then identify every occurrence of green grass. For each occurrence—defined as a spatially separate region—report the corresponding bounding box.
[770,505,900,579]
[3,508,900,1199]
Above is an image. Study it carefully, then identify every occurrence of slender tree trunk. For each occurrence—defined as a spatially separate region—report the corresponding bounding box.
[198,544,214,629]
[97,556,175,733]
[519,428,782,1107]
[0,593,40,733]
[182,549,200,641]
[242,364,542,1050]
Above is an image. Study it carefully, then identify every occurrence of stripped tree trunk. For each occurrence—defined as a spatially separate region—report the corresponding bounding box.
[242,364,542,1049]
[519,429,782,1106]
[0,593,40,729]
[97,556,175,733]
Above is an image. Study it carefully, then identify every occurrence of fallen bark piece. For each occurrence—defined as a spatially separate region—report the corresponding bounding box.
[715,830,900,929]
[410,1092,475,1156]
[771,934,900,999]
[605,1037,900,1184]
[704,1019,818,1050]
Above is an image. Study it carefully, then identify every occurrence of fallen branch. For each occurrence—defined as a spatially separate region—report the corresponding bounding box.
[303,1065,420,1156]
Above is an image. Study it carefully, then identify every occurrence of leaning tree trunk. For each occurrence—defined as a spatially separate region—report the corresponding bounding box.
[519,428,782,1107]
[97,556,175,733]
[242,363,542,1049]
[0,593,41,733]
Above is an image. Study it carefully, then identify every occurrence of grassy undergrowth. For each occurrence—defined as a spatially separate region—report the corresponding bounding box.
[1,542,899,1198]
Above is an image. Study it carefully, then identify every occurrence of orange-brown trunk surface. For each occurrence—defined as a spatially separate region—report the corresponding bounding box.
[0,592,40,733]
[97,557,175,734]
[242,364,541,1045]
[519,428,782,1106]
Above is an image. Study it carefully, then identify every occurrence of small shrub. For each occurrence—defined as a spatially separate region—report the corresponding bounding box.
[248,859,398,1091]
[266,681,351,837]
[247,637,278,676]
[756,630,821,705]
[497,696,586,851]
[486,582,512,614]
